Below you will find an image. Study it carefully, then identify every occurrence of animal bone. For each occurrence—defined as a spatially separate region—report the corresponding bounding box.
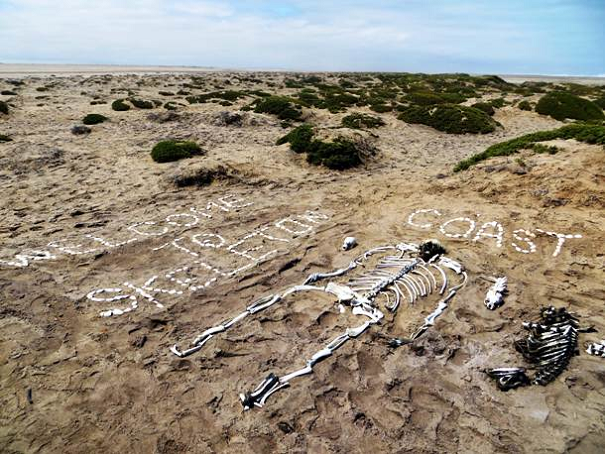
[484,277,507,310]
[586,341,605,357]
[342,236,357,251]
[171,241,467,409]
[486,307,582,390]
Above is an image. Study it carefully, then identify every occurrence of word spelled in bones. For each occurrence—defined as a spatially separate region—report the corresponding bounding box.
[171,241,468,410]
[486,307,593,391]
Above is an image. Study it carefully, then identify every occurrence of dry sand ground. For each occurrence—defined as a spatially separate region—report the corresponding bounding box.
[1,70,605,453]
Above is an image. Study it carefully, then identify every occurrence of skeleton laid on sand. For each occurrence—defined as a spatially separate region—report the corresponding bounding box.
[170,240,467,410]
[486,306,594,391]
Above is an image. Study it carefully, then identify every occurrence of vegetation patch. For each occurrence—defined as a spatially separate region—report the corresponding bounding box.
[151,140,203,163]
[398,104,497,134]
[454,122,605,171]
[535,91,604,121]
[471,102,495,116]
[1,90,17,96]
[186,90,248,104]
[129,98,155,109]
[111,99,131,111]
[170,165,238,188]
[518,100,532,111]
[276,124,368,170]
[82,114,108,125]
[341,112,385,129]
[254,96,302,121]
[0,134,13,142]
[0,100,9,115]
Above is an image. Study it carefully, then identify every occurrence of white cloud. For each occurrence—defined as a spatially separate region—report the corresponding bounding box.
[0,0,602,73]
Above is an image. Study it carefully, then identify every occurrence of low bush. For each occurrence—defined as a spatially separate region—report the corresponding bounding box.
[405,91,465,106]
[130,98,154,109]
[489,98,506,108]
[454,122,605,171]
[276,125,365,170]
[471,102,495,116]
[1,90,17,96]
[0,100,9,115]
[159,91,175,96]
[0,134,12,142]
[254,96,302,121]
[341,112,385,129]
[530,143,559,154]
[518,100,532,111]
[535,91,604,121]
[71,125,92,135]
[111,99,130,111]
[306,138,362,170]
[398,104,497,134]
[593,97,605,110]
[82,114,108,125]
[276,124,314,152]
[151,140,202,163]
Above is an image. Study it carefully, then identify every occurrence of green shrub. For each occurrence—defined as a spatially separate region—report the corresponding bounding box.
[398,104,497,134]
[0,101,8,115]
[276,125,364,170]
[341,113,385,129]
[530,143,559,154]
[369,103,392,113]
[159,91,175,96]
[0,134,12,142]
[454,123,605,171]
[130,98,154,109]
[112,99,130,111]
[151,140,202,163]
[518,100,532,111]
[306,138,362,170]
[535,91,604,121]
[489,98,506,108]
[82,114,108,125]
[276,124,314,152]
[254,96,302,121]
[471,102,495,116]
[405,91,465,106]
[593,97,605,110]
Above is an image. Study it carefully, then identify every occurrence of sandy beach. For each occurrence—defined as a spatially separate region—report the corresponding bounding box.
[1,68,604,453]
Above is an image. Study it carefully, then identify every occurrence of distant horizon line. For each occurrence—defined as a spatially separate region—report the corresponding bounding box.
[0,62,603,79]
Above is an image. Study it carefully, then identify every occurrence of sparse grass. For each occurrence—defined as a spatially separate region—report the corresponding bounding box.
[341,112,385,129]
[82,114,108,125]
[398,104,497,134]
[151,140,202,163]
[454,122,605,171]
[535,91,604,121]
[530,143,559,154]
[111,99,131,111]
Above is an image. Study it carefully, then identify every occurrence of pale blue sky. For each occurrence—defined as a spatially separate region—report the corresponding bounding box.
[1,0,603,75]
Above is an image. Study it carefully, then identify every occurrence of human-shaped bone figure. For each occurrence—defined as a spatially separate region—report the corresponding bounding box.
[170,241,468,410]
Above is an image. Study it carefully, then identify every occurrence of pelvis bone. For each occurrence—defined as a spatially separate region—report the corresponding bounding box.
[171,241,467,410]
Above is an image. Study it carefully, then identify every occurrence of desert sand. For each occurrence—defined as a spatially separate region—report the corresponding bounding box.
[1,68,604,453]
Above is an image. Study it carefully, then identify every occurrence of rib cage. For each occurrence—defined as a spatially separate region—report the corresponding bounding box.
[487,306,580,390]
[170,242,468,410]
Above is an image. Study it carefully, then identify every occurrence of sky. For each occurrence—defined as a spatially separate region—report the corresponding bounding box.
[0,0,604,75]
